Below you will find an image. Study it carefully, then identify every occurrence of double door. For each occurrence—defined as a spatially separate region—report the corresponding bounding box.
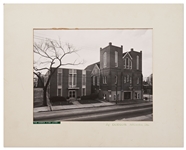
[68,90,76,99]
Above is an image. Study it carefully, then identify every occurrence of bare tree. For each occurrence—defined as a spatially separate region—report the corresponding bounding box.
[34,39,83,106]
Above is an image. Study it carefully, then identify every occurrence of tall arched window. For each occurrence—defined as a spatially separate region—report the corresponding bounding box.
[126,58,129,69]
[129,60,132,69]
[124,59,126,69]
[137,56,139,70]
[103,52,107,68]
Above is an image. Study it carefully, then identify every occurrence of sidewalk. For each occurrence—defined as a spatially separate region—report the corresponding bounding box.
[34,101,115,113]
[34,99,151,113]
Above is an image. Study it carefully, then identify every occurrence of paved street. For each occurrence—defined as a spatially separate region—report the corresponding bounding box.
[34,102,152,121]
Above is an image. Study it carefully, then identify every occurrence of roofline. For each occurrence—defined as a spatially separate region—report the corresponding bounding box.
[91,63,100,74]
[122,52,132,59]
[84,61,100,70]
[51,67,88,71]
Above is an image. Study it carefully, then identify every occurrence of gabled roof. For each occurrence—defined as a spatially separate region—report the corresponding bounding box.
[122,51,132,59]
[91,63,100,74]
[85,62,100,71]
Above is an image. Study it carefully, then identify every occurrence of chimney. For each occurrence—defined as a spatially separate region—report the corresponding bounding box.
[131,48,133,51]
[109,42,112,46]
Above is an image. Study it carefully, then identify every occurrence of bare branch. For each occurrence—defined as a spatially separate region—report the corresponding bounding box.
[34,66,50,71]
[33,38,84,106]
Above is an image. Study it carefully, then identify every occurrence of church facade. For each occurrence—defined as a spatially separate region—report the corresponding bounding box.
[85,42,143,101]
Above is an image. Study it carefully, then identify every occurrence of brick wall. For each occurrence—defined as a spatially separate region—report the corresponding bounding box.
[77,70,82,97]
[62,69,69,98]
[50,68,57,97]
[86,70,91,95]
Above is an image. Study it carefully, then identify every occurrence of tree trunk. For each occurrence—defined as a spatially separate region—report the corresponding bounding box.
[43,88,47,106]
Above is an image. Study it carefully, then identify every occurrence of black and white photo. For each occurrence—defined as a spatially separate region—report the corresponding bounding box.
[33,29,153,122]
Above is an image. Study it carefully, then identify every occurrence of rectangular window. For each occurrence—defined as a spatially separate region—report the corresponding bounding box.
[58,73,62,85]
[97,76,99,86]
[82,74,86,86]
[93,76,95,86]
[73,74,77,86]
[68,69,77,87]
[69,74,72,86]
[115,51,118,67]
[58,89,61,96]
[137,56,139,70]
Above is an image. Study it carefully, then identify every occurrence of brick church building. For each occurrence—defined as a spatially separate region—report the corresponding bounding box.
[85,42,143,101]
[45,68,91,99]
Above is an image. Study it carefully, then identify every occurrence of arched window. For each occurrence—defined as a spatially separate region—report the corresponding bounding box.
[124,59,126,69]
[126,57,129,69]
[129,60,132,69]
[103,76,107,84]
[103,52,107,68]
[137,56,139,70]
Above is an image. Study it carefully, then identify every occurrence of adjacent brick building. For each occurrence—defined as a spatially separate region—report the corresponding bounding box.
[85,42,143,101]
[46,68,91,99]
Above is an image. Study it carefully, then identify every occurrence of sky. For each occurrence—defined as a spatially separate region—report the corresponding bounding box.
[34,29,152,78]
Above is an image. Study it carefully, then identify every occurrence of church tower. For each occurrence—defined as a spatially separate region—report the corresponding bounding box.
[100,42,123,101]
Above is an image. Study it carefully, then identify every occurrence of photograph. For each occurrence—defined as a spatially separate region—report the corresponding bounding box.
[4,3,183,147]
[33,29,153,122]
